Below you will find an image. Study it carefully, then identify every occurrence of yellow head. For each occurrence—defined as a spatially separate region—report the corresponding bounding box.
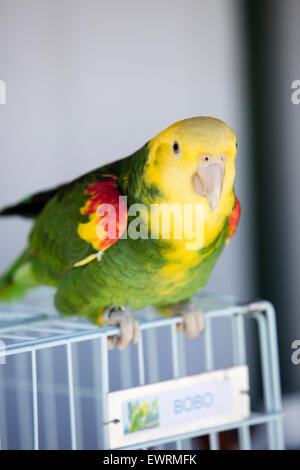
[143,116,238,248]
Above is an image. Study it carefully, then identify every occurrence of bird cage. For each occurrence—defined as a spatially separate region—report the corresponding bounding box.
[0,287,284,450]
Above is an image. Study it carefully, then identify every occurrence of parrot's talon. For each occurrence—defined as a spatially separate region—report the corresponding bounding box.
[104,306,140,350]
[165,301,205,338]
[96,250,103,261]
[177,307,205,338]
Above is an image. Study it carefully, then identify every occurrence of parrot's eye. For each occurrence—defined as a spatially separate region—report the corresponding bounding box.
[172,140,181,157]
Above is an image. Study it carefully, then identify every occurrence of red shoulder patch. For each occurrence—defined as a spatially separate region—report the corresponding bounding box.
[227,196,241,240]
[77,177,127,254]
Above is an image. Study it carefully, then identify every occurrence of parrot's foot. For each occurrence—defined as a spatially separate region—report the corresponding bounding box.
[165,301,205,338]
[178,307,205,338]
[104,306,140,350]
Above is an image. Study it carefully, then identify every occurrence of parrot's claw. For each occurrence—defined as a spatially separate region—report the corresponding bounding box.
[104,306,140,350]
[177,307,205,338]
[167,301,205,338]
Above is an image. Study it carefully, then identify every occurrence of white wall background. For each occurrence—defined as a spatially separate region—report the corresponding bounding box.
[0,0,255,301]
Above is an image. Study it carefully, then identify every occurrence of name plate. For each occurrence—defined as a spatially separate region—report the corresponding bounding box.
[107,365,250,449]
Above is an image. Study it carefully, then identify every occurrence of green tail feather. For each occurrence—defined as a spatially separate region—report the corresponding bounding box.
[0,248,36,302]
[0,282,29,302]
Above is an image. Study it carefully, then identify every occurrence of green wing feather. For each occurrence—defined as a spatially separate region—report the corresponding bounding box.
[29,163,130,272]
[0,154,133,300]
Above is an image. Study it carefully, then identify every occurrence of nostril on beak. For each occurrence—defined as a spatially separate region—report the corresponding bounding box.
[193,156,225,212]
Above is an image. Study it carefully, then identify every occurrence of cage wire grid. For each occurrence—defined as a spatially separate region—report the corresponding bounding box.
[0,293,284,450]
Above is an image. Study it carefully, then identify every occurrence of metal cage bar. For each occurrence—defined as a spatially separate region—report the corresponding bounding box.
[66,343,76,450]
[232,313,251,449]
[204,317,220,450]
[31,349,39,450]
[100,336,110,450]
[171,322,183,450]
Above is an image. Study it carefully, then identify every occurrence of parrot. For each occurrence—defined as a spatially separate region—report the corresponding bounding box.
[0,117,240,349]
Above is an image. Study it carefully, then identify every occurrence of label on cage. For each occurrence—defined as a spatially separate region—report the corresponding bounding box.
[107,365,250,449]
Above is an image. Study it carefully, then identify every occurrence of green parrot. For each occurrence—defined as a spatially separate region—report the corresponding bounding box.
[0,117,240,348]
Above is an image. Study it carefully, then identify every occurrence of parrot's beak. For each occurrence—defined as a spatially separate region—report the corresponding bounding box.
[193,157,225,212]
